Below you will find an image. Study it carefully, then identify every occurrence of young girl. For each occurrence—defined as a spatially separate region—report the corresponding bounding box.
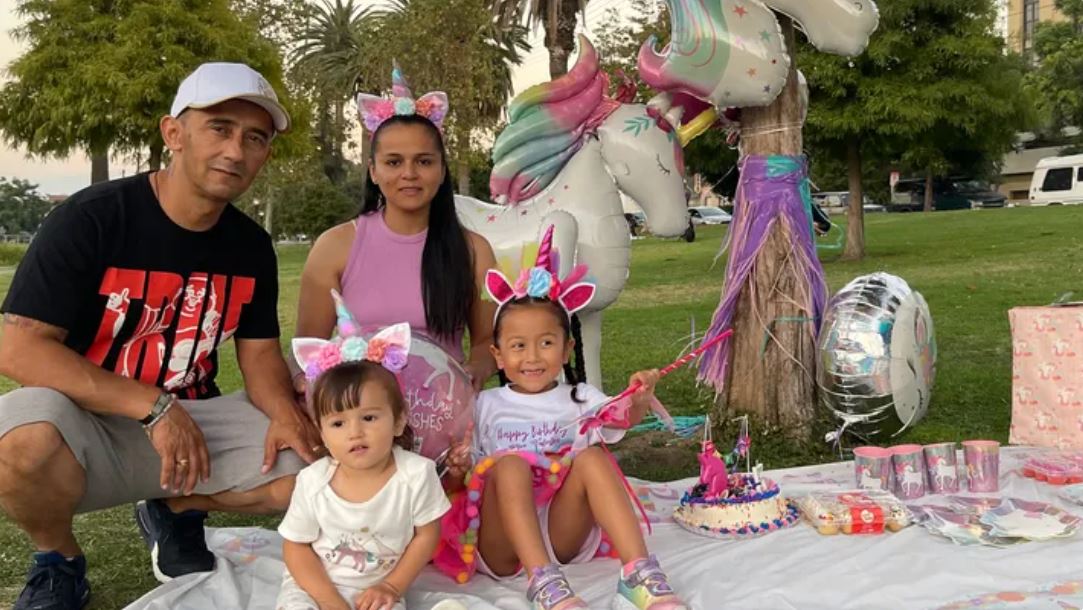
[281,324,450,610]
[438,228,689,610]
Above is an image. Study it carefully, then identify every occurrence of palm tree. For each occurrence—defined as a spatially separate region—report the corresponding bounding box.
[290,0,375,185]
[373,0,531,195]
[488,0,590,78]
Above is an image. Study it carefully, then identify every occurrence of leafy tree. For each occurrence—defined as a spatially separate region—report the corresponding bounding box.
[0,178,53,235]
[290,0,377,185]
[0,0,296,183]
[800,0,1032,259]
[1026,0,1083,147]
[237,155,358,241]
[368,0,530,195]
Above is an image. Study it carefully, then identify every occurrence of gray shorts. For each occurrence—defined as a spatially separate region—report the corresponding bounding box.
[0,387,306,513]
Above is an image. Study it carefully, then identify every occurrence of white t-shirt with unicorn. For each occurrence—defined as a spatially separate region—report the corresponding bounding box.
[474,383,626,457]
[278,445,450,591]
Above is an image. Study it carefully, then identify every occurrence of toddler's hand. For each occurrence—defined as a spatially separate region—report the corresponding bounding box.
[353,581,400,610]
[445,422,474,481]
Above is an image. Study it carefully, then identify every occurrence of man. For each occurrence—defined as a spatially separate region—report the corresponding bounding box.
[0,62,320,610]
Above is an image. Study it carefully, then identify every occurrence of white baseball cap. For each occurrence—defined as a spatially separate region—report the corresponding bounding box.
[170,62,291,133]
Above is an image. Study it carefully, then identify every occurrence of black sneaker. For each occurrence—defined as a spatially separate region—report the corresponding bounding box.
[134,499,215,583]
[13,551,90,610]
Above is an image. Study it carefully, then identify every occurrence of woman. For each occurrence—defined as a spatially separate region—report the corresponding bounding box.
[294,69,497,394]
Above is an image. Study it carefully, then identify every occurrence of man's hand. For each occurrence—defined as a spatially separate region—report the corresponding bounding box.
[149,401,210,495]
[292,371,308,401]
[262,407,322,474]
[353,581,400,610]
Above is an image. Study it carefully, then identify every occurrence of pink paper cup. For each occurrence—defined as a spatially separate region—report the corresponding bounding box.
[854,446,894,491]
[963,440,1000,492]
[923,442,959,494]
[890,444,927,499]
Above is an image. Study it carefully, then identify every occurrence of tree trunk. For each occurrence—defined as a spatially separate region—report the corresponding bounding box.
[148,144,163,171]
[545,0,579,78]
[331,100,346,185]
[264,195,274,240]
[457,161,471,196]
[90,149,109,184]
[716,17,816,438]
[841,137,865,261]
[923,168,934,212]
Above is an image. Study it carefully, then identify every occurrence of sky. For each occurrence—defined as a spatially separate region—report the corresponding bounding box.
[0,0,641,197]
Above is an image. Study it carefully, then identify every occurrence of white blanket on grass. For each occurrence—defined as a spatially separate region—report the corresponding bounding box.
[125,447,1083,610]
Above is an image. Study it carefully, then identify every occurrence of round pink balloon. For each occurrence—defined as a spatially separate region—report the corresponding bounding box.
[362,326,475,461]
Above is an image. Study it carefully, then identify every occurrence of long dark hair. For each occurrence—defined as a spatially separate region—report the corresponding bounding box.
[362,114,474,341]
[493,297,586,403]
[310,360,415,451]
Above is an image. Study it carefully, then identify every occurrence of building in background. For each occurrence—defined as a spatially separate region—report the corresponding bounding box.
[1006,0,1068,54]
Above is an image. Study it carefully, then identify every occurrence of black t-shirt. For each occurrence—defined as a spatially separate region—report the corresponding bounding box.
[1,172,280,399]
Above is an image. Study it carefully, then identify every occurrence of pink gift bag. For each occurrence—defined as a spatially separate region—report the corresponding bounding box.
[1009,305,1083,449]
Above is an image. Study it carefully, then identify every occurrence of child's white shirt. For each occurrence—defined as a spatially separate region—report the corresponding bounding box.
[474,383,626,457]
[278,445,450,590]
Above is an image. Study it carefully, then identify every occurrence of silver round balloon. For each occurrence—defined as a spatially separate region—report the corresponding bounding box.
[818,273,937,439]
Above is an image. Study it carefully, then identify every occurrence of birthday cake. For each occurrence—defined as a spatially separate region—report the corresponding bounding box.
[672,418,799,538]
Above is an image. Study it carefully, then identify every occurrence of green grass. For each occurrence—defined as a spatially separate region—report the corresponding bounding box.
[1,206,1082,607]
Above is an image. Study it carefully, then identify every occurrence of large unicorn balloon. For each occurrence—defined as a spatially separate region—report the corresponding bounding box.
[456,35,692,388]
[639,0,879,110]
[634,0,880,398]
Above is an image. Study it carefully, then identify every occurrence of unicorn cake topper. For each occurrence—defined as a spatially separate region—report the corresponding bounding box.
[485,225,595,320]
[356,61,449,134]
[292,290,412,381]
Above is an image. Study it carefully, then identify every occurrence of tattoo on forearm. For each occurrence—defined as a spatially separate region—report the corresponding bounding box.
[2,314,67,340]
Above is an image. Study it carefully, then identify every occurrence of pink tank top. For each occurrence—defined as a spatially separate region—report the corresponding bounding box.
[340,212,465,361]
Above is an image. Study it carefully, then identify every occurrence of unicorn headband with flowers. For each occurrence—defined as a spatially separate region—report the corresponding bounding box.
[356,61,449,135]
[485,225,595,321]
[292,290,411,381]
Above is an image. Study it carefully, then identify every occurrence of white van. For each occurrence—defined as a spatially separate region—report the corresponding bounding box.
[1030,154,1083,206]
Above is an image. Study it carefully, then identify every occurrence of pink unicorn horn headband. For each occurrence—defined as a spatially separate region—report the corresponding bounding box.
[357,60,449,134]
[292,290,412,381]
[485,225,595,320]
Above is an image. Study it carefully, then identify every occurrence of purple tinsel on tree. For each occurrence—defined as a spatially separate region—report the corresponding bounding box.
[696,154,827,391]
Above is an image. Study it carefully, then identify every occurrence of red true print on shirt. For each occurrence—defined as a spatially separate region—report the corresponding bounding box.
[86,268,255,394]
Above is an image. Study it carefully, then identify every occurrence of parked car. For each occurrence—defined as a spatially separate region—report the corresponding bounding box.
[1030,154,1083,206]
[889,178,1005,211]
[688,206,732,225]
[811,191,850,210]
[624,211,646,235]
